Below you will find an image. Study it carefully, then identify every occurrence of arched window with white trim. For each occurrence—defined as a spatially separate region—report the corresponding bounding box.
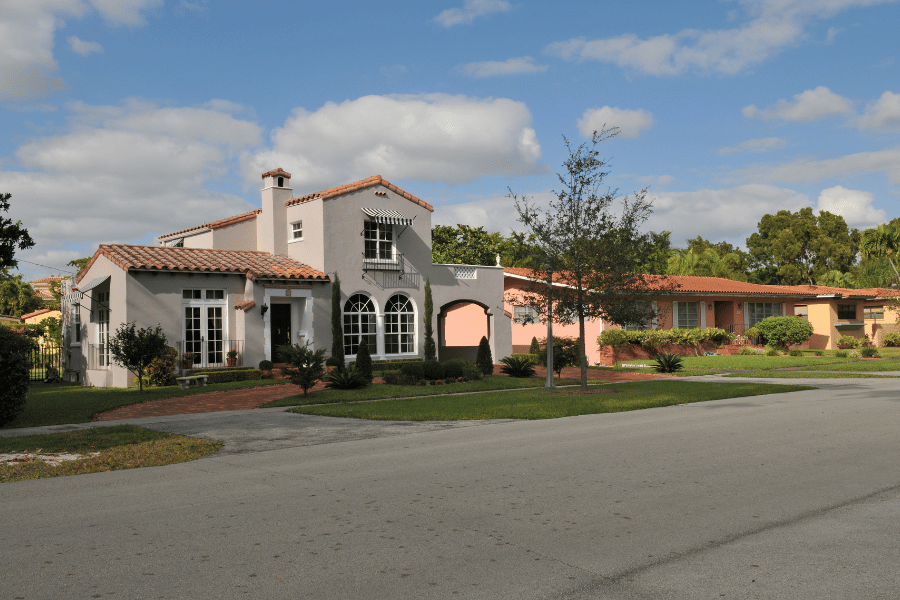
[343,293,377,356]
[385,293,415,354]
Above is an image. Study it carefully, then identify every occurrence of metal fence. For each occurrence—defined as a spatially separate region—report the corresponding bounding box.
[175,339,245,369]
[28,345,62,382]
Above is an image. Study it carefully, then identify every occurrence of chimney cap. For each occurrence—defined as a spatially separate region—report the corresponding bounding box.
[261,167,292,180]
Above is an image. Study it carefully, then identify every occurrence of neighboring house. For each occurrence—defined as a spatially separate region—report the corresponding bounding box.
[503,268,899,362]
[29,276,65,305]
[21,307,62,348]
[64,169,511,388]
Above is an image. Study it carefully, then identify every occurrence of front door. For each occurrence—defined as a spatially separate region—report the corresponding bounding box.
[271,304,292,361]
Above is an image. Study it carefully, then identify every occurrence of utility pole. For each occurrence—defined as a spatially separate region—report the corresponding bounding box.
[545,265,554,388]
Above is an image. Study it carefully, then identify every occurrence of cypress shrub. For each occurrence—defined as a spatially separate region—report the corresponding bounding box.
[331,273,345,367]
[424,278,436,360]
[355,336,373,382]
[476,336,493,376]
[529,336,540,355]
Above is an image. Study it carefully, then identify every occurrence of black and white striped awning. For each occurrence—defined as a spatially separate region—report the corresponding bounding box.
[362,207,413,226]
[75,275,110,294]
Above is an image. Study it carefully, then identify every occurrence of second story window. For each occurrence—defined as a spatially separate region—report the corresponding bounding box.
[290,221,303,241]
[364,221,393,260]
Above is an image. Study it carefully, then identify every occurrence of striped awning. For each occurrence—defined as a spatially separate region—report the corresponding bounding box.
[73,275,110,294]
[361,207,413,226]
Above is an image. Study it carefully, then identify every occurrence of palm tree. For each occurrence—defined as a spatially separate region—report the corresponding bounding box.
[860,224,900,285]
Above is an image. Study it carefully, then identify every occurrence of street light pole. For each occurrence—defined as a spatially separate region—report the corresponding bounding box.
[546,265,554,388]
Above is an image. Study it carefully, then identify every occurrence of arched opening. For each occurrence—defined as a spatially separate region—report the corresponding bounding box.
[438,300,491,362]
[277,176,284,187]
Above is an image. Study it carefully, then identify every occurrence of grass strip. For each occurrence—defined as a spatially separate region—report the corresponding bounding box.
[0,425,222,483]
[673,355,857,370]
[287,380,814,421]
[261,376,586,408]
[5,379,291,429]
[797,359,900,372]
[723,371,895,379]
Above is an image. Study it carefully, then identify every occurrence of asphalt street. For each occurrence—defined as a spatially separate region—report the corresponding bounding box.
[2,378,899,599]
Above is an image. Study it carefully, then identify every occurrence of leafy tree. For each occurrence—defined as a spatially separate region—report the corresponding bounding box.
[666,236,750,280]
[0,274,43,317]
[432,224,503,266]
[0,326,33,426]
[280,342,327,395]
[330,273,344,367]
[538,336,580,377]
[67,257,92,277]
[42,316,62,346]
[754,316,814,349]
[423,278,436,360]
[509,128,675,390]
[498,231,542,269]
[108,322,168,392]
[746,208,858,285]
[859,223,900,285]
[1,193,35,271]
[475,335,493,376]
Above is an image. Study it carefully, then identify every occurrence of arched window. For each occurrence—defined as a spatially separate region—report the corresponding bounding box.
[385,294,415,354]
[343,293,376,356]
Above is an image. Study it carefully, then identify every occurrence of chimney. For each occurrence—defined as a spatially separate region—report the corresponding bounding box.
[258,168,292,255]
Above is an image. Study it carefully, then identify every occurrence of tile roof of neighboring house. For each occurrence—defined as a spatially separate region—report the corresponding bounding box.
[159,209,261,240]
[503,268,895,299]
[77,245,329,284]
[286,175,434,212]
[30,276,66,285]
[20,308,55,320]
[34,289,54,300]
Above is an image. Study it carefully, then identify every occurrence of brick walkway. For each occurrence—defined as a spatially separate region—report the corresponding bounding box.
[93,366,670,421]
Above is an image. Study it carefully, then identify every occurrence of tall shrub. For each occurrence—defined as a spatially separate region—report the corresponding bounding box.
[424,278,436,360]
[529,336,540,356]
[476,336,493,376]
[279,342,326,395]
[147,346,178,387]
[331,273,344,367]
[355,335,373,382]
[0,326,33,427]
[754,316,814,349]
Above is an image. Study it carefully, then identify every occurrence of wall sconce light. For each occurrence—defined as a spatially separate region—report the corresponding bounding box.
[707,304,713,310]
[736,303,742,310]
[260,304,269,317]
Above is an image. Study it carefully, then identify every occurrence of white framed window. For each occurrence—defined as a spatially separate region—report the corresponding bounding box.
[623,301,651,331]
[290,220,303,242]
[364,221,393,260]
[673,301,699,329]
[747,302,781,326]
[864,306,884,320]
[513,305,539,324]
[385,294,415,354]
[343,293,377,356]
[96,291,110,367]
[71,302,81,345]
[182,289,227,366]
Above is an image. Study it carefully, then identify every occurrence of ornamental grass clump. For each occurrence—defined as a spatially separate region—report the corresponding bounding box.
[652,352,684,373]
[323,364,370,390]
[499,355,537,378]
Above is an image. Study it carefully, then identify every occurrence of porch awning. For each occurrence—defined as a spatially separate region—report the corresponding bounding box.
[361,207,413,226]
[74,275,110,294]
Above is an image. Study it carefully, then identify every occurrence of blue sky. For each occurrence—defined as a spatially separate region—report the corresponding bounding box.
[2,0,899,280]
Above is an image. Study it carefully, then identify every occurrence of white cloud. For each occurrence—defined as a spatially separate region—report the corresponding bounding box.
[646,184,811,247]
[455,57,548,78]
[0,0,160,101]
[68,35,103,56]
[857,91,900,130]
[1,99,262,265]
[247,94,545,190]
[577,106,655,140]
[815,186,887,228]
[544,0,899,76]
[434,0,511,28]
[740,146,900,185]
[742,86,854,122]
[718,137,788,155]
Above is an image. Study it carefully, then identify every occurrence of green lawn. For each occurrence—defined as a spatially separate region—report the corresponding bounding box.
[3,379,291,429]
[723,371,893,379]
[261,376,586,408]
[797,359,900,372]
[288,380,814,421]
[0,425,222,482]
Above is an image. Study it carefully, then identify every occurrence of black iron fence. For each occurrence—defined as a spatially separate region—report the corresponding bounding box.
[176,339,245,370]
[28,344,62,382]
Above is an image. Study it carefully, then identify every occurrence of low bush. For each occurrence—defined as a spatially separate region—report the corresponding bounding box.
[788,349,803,356]
[754,317,814,348]
[860,346,880,358]
[258,360,274,371]
[835,350,848,358]
[813,350,824,356]
[739,345,765,355]
[836,335,861,349]
[765,347,781,357]
[652,352,683,373]
[147,346,178,387]
[510,353,539,364]
[382,370,407,385]
[442,359,469,379]
[538,336,580,376]
[422,359,445,380]
[400,361,426,381]
[325,356,342,368]
[462,362,483,382]
[192,369,263,384]
[499,355,537,378]
[323,365,369,390]
[881,331,900,347]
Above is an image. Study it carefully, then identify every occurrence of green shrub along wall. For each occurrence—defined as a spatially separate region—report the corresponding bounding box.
[190,369,263,383]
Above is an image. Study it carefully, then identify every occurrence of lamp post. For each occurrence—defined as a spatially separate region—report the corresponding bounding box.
[545,265,554,388]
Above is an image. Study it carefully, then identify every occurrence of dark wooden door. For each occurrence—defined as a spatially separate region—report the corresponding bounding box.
[271,304,292,360]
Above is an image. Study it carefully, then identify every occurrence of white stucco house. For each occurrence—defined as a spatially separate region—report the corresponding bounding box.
[64,169,512,387]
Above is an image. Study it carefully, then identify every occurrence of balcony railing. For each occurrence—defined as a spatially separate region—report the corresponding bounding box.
[362,252,420,289]
[176,339,245,369]
[362,252,404,271]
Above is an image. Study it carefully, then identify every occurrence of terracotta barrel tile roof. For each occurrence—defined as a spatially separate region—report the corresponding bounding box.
[159,209,260,240]
[286,175,434,212]
[78,245,328,283]
[20,308,54,320]
[261,167,291,179]
[30,276,66,285]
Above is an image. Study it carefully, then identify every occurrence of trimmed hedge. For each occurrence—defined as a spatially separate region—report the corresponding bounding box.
[190,368,263,383]
[510,353,539,364]
[0,326,33,427]
[598,327,734,352]
[882,331,900,347]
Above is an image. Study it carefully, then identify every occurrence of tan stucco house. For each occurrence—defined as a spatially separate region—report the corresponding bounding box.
[64,169,512,387]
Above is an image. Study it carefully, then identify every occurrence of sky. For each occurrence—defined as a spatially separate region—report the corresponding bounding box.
[2,0,899,281]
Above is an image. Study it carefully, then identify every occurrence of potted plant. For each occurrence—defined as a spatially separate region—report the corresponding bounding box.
[181,351,196,370]
[226,348,239,367]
